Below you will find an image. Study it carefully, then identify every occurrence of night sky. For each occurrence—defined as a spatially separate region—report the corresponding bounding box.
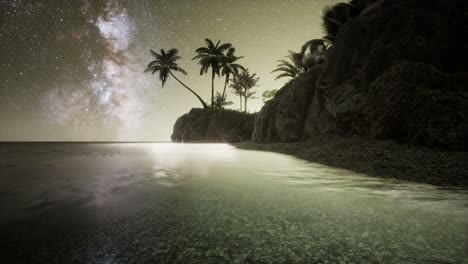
[0,0,339,141]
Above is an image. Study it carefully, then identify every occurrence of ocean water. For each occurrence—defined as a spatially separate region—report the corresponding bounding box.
[0,143,467,263]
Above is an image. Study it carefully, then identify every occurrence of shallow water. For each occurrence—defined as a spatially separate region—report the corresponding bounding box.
[0,143,467,263]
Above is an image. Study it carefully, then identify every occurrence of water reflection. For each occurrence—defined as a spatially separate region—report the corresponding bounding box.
[1,143,467,263]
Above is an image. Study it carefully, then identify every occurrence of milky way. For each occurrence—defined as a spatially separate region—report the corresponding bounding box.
[0,0,338,141]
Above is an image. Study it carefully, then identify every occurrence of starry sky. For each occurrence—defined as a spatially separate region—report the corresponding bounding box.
[0,0,339,141]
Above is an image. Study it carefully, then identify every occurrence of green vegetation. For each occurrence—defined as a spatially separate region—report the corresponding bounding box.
[272,0,364,82]
[193,39,233,108]
[146,38,259,112]
[272,40,326,80]
[220,48,245,102]
[144,1,365,112]
[213,92,233,110]
[230,69,259,113]
[229,79,244,112]
[262,89,278,102]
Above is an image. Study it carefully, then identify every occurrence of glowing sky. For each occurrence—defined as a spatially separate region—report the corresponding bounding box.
[0,0,339,141]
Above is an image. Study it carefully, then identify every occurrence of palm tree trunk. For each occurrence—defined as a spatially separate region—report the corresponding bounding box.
[169,70,209,109]
[221,74,229,100]
[244,95,248,113]
[211,69,215,109]
[239,95,242,112]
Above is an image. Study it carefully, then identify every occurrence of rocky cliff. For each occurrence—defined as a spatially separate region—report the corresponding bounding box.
[252,0,468,150]
[171,108,255,143]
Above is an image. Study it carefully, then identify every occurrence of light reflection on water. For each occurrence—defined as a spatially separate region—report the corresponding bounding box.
[1,143,467,263]
[139,143,468,217]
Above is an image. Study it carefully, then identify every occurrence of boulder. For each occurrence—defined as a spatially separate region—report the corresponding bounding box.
[171,108,255,143]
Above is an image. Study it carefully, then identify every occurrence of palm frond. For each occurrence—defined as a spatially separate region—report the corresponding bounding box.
[166,48,179,60]
[159,68,169,86]
[217,43,232,53]
[170,66,187,75]
[275,60,297,70]
[150,49,162,60]
[274,73,295,80]
[147,60,158,68]
[204,38,215,50]
[192,53,208,60]
[195,47,210,54]
[226,47,236,57]
[272,67,297,75]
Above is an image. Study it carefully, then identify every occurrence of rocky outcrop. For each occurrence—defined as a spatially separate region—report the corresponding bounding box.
[171,108,255,143]
[252,66,325,143]
[252,0,468,150]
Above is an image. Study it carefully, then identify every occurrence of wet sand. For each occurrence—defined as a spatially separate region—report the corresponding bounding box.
[234,135,468,187]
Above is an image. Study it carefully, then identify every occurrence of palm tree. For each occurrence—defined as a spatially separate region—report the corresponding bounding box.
[193,38,232,108]
[233,69,259,113]
[221,47,245,100]
[244,90,257,113]
[271,52,303,80]
[230,79,244,112]
[272,39,327,81]
[213,92,233,110]
[144,48,209,109]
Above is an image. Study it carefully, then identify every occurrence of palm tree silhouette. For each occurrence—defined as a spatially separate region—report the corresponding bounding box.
[272,39,327,80]
[193,38,232,108]
[230,77,244,112]
[144,48,209,109]
[221,47,245,100]
[272,51,304,80]
[232,69,259,113]
[213,92,233,110]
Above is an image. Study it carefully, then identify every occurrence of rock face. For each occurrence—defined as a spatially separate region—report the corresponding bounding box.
[252,66,325,143]
[171,108,255,143]
[252,0,468,150]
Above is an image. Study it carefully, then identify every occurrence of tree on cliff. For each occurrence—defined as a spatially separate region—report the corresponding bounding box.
[230,80,244,112]
[220,47,245,102]
[213,92,234,110]
[272,52,303,80]
[144,48,209,109]
[262,89,278,102]
[232,69,259,113]
[193,38,232,109]
[321,1,363,42]
[272,39,326,80]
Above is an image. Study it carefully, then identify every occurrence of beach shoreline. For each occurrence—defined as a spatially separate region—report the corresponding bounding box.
[234,135,468,188]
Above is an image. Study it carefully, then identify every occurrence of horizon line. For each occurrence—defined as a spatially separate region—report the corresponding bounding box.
[0,141,173,143]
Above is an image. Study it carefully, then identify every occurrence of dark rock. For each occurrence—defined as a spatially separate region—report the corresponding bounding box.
[252,0,468,150]
[252,66,326,143]
[171,108,255,143]
[320,0,468,150]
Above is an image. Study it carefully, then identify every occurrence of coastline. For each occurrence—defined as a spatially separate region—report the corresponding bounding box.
[234,135,468,188]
